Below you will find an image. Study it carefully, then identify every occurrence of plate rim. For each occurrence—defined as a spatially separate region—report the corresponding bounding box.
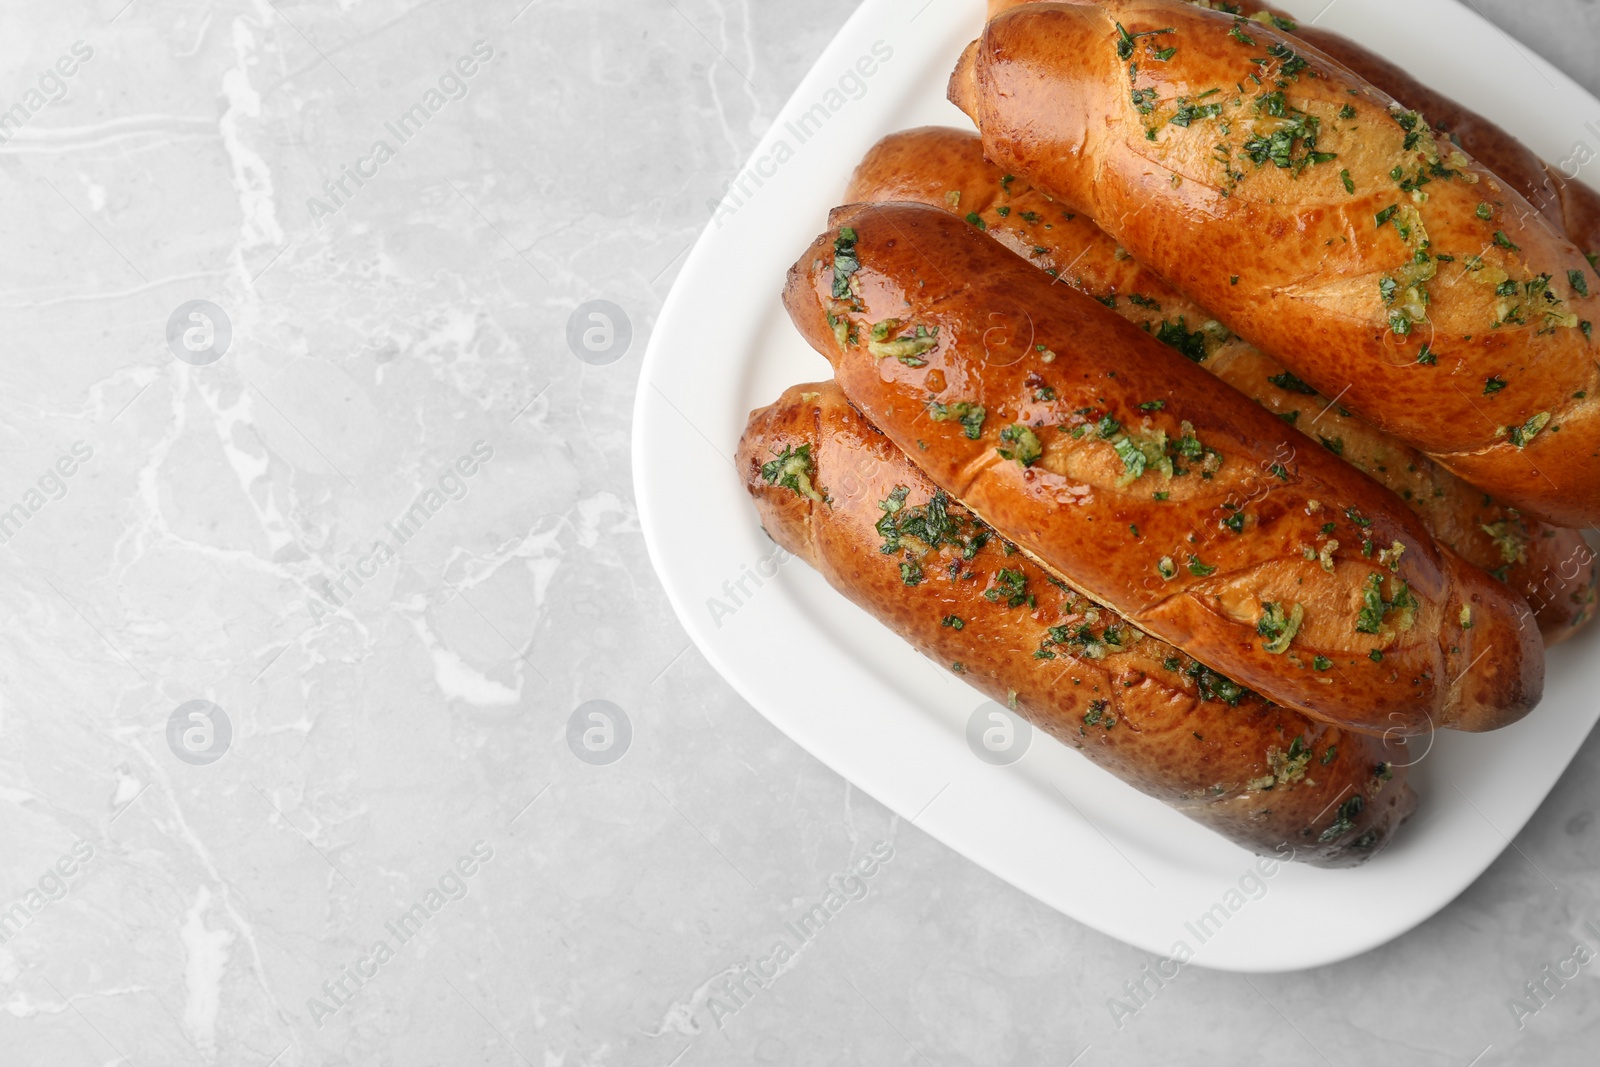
[632,0,1600,973]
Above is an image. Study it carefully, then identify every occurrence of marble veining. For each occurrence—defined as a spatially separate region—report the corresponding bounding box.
[0,1,1597,1064]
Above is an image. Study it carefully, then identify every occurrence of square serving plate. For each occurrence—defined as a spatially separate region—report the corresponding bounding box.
[633,0,1600,971]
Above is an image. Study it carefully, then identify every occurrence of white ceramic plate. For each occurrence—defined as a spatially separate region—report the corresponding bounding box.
[634,0,1600,972]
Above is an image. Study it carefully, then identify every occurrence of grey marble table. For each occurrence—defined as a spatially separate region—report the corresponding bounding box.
[0,1,1596,1065]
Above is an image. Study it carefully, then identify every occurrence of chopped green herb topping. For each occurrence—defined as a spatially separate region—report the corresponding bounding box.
[876,488,989,559]
[761,444,824,502]
[1319,794,1364,842]
[997,425,1043,467]
[1268,371,1318,394]
[1186,661,1250,705]
[1503,411,1551,448]
[1112,433,1156,482]
[1480,521,1528,565]
[1115,21,1176,61]
[1355,572,1417,635]
[985,568,1032,609]
[868,322,940,367]
[1242,106,1333,173]
[1083,700,1116,729]
[928,400,987,440]
[1155,318,1210,362]
[1262,42,1309,78]
[1251,735,1314,791]
[831,228,860,300]
[1390,107,1425,151]
[1170,99,1222,127]
[1257,601,1305,654]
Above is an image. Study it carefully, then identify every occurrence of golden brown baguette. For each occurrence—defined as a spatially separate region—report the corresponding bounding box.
[1214,0,1600,258]
[951,0,1600,527]
[987,0,1600,259]
[785,201,1543,735]
[844,126,1598,642]
[740,381,1417,865]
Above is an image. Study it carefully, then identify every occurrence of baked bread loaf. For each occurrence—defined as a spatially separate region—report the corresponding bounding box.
[740,381,1418,866]
[785,201,1544,735]
[986,0,1600,258]
[844,126,1598,642]
[951,0,1600,527]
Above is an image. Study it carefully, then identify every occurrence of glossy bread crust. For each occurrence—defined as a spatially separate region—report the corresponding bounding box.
[784,201,1543,734]
[1290,28,1600,264]
[739,381,1417,866]
[844,126,1598,643]
[952,0,1600,527]
[986,0,1600,258]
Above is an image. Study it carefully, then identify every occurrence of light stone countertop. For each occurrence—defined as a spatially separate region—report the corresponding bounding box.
[0,1,1596,1065]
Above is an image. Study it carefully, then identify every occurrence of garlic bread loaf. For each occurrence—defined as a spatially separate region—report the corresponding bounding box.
[740,381,1417,865]
[784,201,1544,734]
